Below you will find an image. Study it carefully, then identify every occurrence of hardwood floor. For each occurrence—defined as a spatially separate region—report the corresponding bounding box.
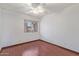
[0,40,79,56]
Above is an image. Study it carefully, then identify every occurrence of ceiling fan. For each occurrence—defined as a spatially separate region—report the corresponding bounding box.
[26,3,45,14]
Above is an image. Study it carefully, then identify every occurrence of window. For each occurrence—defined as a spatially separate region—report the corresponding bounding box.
[24,20,39,32]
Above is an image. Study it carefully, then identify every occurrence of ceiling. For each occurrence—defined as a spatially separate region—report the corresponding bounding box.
[0,3,76,19]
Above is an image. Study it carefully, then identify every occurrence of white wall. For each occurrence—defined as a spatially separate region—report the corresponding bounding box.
[0,8,2,48]
[0,8,40,48]
[40,4,79,52]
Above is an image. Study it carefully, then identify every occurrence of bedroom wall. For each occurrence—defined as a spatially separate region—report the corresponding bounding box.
[0,8,3,49]
[0,8,40,48]
[40,4,79,52]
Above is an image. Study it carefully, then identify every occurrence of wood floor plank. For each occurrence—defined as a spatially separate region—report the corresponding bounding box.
[0,39,79,56]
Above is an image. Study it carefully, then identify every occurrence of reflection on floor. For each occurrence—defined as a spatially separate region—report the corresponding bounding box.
[0,39,79,56]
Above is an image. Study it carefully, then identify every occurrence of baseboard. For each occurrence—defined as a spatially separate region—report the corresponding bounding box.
[2,39,41,49]
[38,39,79,55]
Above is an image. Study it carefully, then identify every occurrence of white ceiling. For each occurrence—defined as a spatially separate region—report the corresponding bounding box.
[0,3,76,19]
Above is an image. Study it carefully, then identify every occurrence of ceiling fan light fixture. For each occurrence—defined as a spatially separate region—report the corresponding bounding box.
[26,3,45,14]
[30,6,45,14]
